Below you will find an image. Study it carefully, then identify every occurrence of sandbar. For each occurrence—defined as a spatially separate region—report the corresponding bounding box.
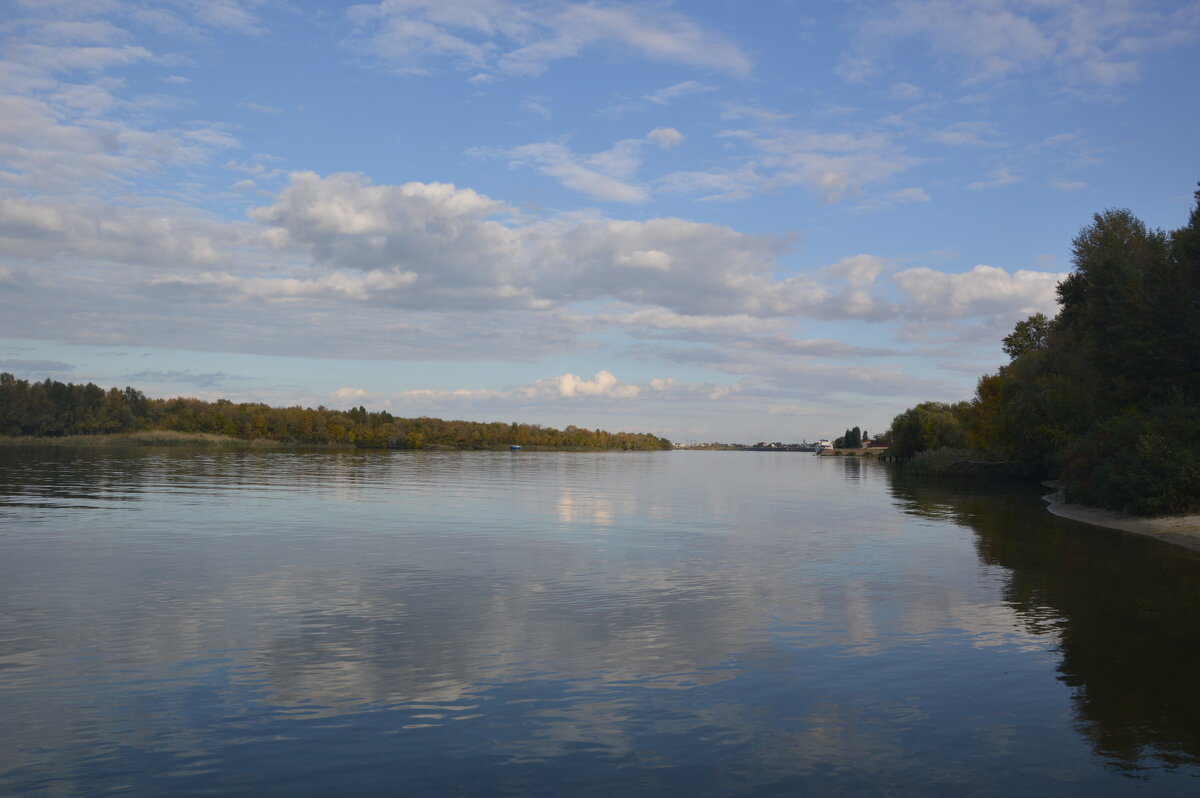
[1042,487,1200,554]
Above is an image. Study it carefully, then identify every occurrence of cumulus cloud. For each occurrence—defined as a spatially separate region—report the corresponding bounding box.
[0,93,241,193]
[344,0,752,81]
[235,171,840,317]
[0,146,1069,364]
[0,196,259,268]
[521,370,640,399]
[893,264,1066,321]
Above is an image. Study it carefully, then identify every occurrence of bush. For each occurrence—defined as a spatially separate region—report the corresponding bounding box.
[1060,404,1200,515]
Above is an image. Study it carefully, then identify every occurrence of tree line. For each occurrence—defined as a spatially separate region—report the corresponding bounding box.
[886,185,1200,515]
[0,374,673,451]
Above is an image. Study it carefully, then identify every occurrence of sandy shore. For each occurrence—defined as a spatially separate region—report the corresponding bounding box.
[1042,486,1200,553]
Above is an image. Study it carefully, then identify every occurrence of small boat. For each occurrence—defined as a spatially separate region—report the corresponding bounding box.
[510,445,521,451]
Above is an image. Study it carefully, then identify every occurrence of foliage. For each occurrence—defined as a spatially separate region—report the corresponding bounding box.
[833,425,865,449]
[889,184,1200,514]
[0,373,673,451]
[845,426,862,448]
[904,447,1013,476]
[1001,312,1051,359]
[888,401,971,459]
[1059,400,1200,515]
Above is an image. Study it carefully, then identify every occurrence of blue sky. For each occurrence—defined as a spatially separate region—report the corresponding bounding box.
[1,0,1197,443]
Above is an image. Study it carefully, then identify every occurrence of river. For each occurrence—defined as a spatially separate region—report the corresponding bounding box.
[2,447,1198,796]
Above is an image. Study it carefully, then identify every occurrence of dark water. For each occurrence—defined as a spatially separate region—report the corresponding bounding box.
[2,448,1199,796]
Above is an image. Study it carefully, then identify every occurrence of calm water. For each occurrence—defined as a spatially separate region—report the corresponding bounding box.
[2,447,1200,796]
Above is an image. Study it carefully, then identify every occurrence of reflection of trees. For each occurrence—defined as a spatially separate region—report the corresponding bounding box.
[886,468,1200,769]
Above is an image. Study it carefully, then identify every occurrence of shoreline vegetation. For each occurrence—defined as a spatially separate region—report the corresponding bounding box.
[0,375,673,452]
[881,186,1200,522]
[0,430,666,452]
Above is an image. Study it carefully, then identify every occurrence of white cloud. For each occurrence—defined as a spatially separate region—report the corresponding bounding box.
[519,97,552,118]
[893,264,1066,321]
[191,0,267,35]
[0,92,240,193]
[644,80,714,105]
[481,139,648,203]
[967,168,1022,190]
[663,115,918,204]
[523,370,640,399]
[594,307,794,341]
[345,0,751,81]
[657,162,761,203]
[844,0,1200,91]
[384,371,762,411]
[646,127,683,149]
[0,196,258,268]
[227,171,809,316]
[483,128,687,203]
[1,153,1070,352]
[7,43,154,74]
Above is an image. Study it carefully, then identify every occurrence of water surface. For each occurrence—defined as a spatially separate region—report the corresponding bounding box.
[2,447,1199,795]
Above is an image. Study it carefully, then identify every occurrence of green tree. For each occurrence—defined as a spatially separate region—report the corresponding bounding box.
[1001,312,1051,360]
[844,426,862,448]
[889,402,970,459]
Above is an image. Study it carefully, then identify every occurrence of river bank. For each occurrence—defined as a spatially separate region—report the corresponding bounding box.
[0,431,294,447]
[0,432,671,452]
[1042,485,1200,554]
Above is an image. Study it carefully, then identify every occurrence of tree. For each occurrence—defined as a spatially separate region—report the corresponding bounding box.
[889,402,969,459]
[844,426,862,448]
[1001,313,1051,360]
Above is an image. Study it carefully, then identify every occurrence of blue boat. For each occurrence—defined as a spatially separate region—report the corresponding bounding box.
[510,445,521,451]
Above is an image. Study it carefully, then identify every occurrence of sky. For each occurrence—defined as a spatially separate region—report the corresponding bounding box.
[1,0,1198,444]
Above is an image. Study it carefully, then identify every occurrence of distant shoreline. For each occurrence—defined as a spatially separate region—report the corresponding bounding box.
[0,431,291,448]
[1042,488,1200,554]
[0,432,669,452]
